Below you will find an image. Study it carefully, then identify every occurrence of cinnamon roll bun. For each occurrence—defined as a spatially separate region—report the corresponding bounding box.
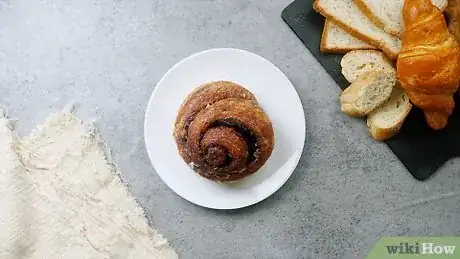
[173,81,275,182]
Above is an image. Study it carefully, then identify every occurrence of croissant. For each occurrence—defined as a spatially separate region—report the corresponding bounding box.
[173,81,275,182]
[396,0,460,129]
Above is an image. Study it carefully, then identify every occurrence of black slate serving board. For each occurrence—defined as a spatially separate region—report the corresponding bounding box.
[281,0,460,181]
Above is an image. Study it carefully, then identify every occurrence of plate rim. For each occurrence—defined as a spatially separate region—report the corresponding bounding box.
[144,47,306,210]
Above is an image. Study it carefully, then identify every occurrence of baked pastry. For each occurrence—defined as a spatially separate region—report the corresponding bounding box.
[173,81,275,182]
[366,84,412,141]
[340,50,395,83]
[396,0,460,129]
[340,70,396,117]
[446,0,460,44]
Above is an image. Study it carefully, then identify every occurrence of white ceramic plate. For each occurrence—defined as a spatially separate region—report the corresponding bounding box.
[144,48,305,210]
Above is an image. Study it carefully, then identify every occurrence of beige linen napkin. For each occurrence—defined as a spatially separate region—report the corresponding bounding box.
[0,111,178,259]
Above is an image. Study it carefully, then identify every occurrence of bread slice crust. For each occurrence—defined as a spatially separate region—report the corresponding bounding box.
[353,0,400,37]
[353,0,449,38]
[320,19,377,53]
[340,50,395,83]
[340,70,396,116]
[313,0,401,59]
[367,85,412,140]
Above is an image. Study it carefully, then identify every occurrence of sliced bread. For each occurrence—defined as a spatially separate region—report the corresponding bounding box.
[354,0,448,38]
[313,0,401,59]
[340,70,396,117]
[340,50,395,83]
[320,19,377,53]
[367,84,412,140]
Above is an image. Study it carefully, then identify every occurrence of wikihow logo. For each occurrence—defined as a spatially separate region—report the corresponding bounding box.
[366,237,460,258]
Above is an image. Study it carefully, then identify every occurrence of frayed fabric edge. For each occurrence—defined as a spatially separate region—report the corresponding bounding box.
[0,105,178,258]
[0,106,18,131]
[50,109,178,257]
[0,106,5,118]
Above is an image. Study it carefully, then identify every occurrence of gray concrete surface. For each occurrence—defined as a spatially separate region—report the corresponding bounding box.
[1,0,459,258]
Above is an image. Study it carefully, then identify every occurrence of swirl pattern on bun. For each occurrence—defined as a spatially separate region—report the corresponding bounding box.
[173,81,275,182]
